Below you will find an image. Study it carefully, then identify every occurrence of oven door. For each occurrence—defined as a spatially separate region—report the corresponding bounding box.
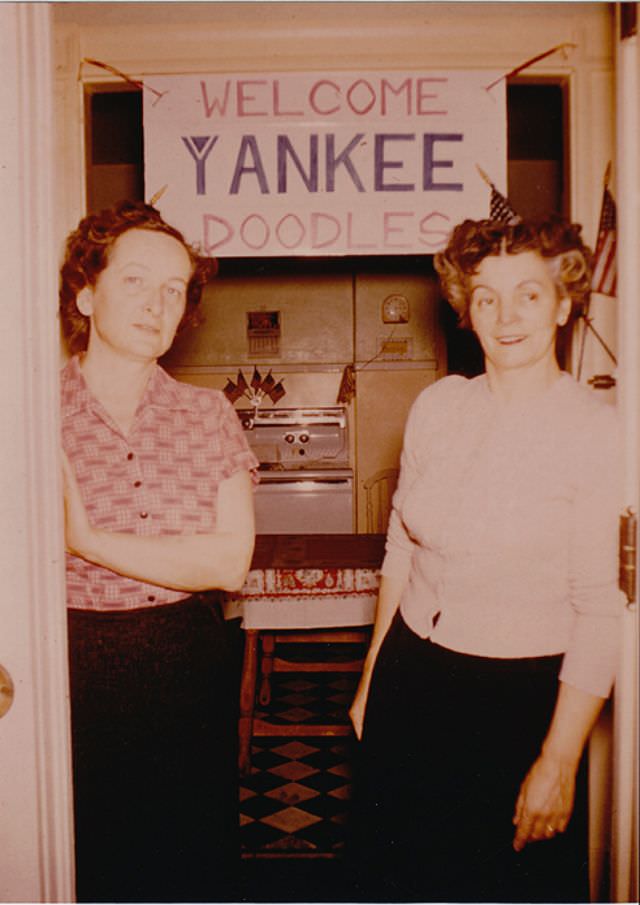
[254,470,353,534]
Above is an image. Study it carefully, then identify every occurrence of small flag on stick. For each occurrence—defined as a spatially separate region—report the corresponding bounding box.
[490,185,522,225]
[260,370,275,394]
[250,367,262,390]
[268,381,286,403]
[477,166,521,224]
[591,167,617,297]
[223,378,244,404]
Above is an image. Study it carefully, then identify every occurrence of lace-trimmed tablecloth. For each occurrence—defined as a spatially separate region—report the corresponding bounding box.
[225,534,384,629]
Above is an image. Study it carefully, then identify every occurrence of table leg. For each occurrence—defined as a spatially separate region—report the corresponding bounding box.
[258,631,275,706]
[239,629,258,775]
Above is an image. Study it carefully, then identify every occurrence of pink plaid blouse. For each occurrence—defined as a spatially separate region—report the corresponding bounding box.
[61,356,258,611]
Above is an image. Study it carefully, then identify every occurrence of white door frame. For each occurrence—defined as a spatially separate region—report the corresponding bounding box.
[0,4,75,901]
[612,8,639,902]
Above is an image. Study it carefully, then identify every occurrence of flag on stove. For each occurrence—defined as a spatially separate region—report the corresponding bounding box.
[251,367,262,390]
[268,380,286,403]
[591,178,617,297]
[236,369,249,394]
[260,370,276,394]
[223,378,244,404]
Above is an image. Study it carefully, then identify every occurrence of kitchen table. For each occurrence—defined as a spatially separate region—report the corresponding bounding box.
[228,534,385,773]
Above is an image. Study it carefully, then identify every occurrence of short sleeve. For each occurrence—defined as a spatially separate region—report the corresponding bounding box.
[213,394,260,485]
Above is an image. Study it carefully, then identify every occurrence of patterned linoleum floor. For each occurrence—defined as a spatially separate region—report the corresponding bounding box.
[239,671,359,860]
[235,639,369,901]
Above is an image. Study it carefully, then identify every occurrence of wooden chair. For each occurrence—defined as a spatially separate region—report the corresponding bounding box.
[239,625,372,774]
[249,473,397,735]
[363,467,399,534]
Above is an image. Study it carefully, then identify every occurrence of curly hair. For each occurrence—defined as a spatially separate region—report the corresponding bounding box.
[434,216,592,329]
[59,200,217,354]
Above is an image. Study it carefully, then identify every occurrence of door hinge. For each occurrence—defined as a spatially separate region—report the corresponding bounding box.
[619,508,637,606]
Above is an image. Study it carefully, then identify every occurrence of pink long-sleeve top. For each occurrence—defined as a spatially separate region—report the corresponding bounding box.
[382,373,623,698]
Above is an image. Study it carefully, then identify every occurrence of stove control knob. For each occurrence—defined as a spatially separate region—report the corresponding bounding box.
[284,433,295,444]
[299,433,310,444]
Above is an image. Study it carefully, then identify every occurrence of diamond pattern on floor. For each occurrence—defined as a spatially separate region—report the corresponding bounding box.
[261,805,323,834]
[252,668,362,728]
[265,782,320,805]
[239,670,359,859]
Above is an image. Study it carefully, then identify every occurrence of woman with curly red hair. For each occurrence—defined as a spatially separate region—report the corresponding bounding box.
[60,201,257,902]
[349,217,621,902]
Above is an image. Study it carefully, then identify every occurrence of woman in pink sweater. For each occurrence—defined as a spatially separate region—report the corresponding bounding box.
[349,217,621,902]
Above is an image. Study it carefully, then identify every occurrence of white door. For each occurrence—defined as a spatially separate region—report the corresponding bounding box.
[0,4,75,901]
[611,11,639,902]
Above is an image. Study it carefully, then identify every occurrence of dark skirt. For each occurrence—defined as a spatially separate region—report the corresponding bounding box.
[348,611,589,903]
[67,594,240,903]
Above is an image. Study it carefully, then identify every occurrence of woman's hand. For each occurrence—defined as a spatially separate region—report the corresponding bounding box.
[348,576,406,741]
[349,668,373,741]
[512,681,605,852]
[61,450,96,559]
[512,753,576,852]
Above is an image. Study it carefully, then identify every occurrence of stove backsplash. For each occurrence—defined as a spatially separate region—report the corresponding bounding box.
[162,269,441,374]
[163,272,354,370]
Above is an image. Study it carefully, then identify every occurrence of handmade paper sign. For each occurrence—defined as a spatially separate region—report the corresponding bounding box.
[144,71,505,256]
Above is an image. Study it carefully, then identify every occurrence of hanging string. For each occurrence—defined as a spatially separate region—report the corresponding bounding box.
[485,43,577,93]
[81,58,170,205]
[79,58,167,104]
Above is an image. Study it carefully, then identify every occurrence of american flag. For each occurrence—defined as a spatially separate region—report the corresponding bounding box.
[591,184,617,297]
[260,370,275,394]
[223,378,244,404]
[489,183,521,225]
[268,380,286,403]
[250,366,262,390]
